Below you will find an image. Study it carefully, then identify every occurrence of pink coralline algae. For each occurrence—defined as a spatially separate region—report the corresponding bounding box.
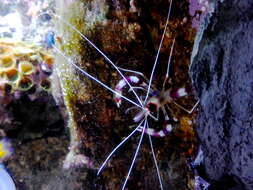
[188,0,214,29]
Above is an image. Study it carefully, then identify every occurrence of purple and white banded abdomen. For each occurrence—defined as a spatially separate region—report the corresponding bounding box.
[114,76,140,107]
[137,117,178,137]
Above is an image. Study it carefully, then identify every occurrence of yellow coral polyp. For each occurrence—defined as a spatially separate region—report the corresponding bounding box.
[4,68,19,82]
[18,61,34,75]
[17,76,33,91]
[0,81,12,95]
[43,55,54,67]
[0,56,15,70]
[40,79,51,91]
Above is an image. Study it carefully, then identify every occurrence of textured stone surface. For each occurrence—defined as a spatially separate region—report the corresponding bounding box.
[190,0,253,189]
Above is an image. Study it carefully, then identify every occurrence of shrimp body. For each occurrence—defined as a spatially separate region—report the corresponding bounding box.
[39,0,199,188]
[114,76,190,137]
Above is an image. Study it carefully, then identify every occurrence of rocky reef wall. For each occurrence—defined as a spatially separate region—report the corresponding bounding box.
[190,0,253,189]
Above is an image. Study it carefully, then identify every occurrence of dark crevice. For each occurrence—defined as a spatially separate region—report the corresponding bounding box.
[215,47,224,86]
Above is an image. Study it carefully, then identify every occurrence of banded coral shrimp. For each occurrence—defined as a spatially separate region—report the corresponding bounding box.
[37,0,203,189]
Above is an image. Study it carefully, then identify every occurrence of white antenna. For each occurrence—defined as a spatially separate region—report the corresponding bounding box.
[53,45,142,108]
[38,12,143,107]
[121,118,147,190]
[144,0,173,104]
[97,119,145,175]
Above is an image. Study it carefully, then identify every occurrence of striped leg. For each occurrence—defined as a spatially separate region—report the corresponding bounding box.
[137,118,177,137]
[173,100,199,114]
[168,87,199,114]
[162,38,175,90]
[169,87,189,99]
[137,107,178,137]
[118,67,155,90]
[147,121,164,190]
[114,76,141,107]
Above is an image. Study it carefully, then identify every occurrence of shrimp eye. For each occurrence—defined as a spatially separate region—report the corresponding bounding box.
[147,103,157,113]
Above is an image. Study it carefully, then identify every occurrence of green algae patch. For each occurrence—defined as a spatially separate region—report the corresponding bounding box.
[54,0,110,169]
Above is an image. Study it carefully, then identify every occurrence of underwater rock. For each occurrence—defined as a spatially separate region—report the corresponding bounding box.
[54,0,200,189]
[190,0,253,189]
